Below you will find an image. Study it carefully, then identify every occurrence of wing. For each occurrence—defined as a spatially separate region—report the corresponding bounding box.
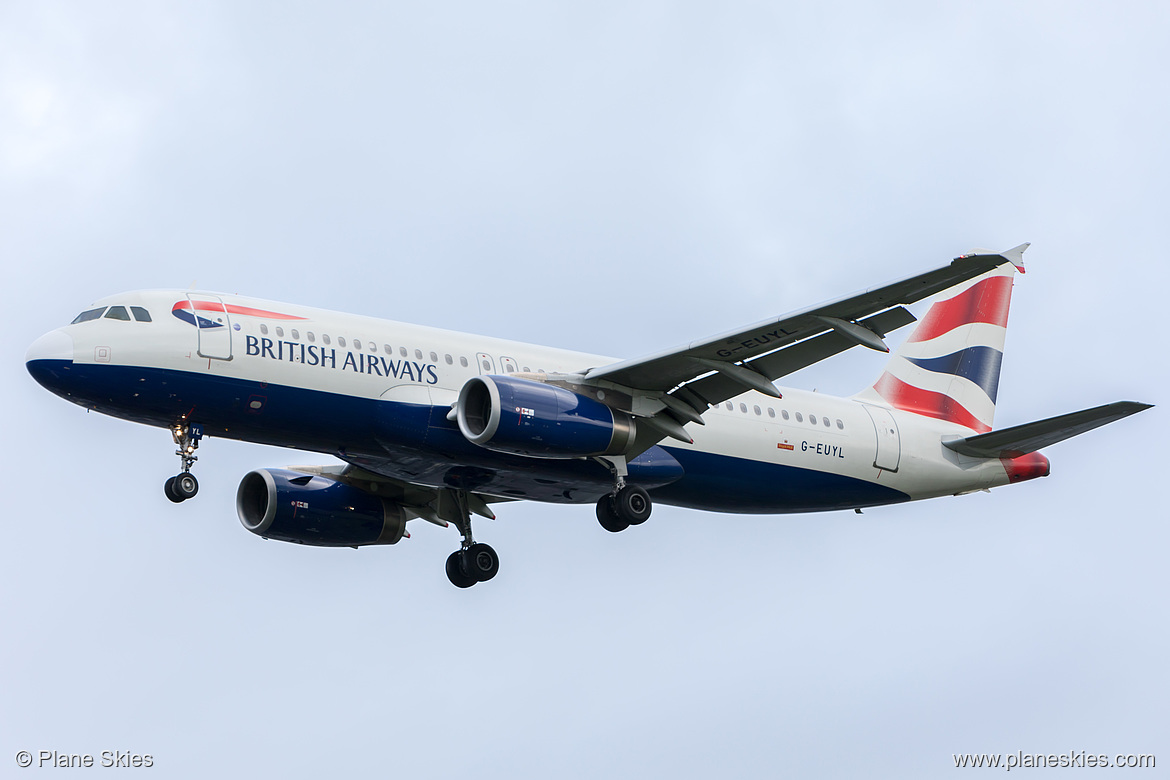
[575,245,1029,445]
[285,463,505,525]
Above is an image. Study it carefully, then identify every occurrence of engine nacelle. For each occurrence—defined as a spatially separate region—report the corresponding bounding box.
[236,469,407,547]
[456,375,635,458]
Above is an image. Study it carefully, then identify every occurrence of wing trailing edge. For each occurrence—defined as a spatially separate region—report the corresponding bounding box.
[943,401,1152,459]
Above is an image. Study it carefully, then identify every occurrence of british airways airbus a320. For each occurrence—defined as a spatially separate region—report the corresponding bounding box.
[26,245,1150,587]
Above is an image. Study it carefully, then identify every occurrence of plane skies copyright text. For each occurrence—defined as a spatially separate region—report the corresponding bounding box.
[15,750,153,769]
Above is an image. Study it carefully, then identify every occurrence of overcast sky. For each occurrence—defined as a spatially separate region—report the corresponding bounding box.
[2,2,1167,777]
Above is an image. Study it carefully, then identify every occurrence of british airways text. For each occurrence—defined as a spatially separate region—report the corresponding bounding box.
[245,335,438,383]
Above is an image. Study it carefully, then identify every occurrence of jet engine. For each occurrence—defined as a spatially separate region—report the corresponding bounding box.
[456,375,635,458]
[236,469,407,547]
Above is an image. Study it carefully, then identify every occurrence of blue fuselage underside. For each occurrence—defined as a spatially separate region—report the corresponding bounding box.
[27,359,910,513]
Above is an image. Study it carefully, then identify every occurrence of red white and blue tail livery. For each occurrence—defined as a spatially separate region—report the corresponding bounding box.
[861,261,1017,433]
[26,244,1150,588]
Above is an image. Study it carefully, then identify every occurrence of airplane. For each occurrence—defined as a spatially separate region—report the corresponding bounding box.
[25,244,1151,587]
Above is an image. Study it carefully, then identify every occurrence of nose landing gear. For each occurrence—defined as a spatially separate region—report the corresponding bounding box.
[164,422,203,503]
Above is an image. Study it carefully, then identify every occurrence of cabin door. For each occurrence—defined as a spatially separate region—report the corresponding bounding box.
[187,294,233,360]
[863,405,901,472]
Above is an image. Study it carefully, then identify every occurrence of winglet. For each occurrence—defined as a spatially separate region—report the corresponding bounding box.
[1001,242,1030,274]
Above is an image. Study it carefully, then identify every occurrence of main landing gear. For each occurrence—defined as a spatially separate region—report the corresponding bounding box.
[444,490,500,589]
[594,456,652,533]
[164,422,203,503]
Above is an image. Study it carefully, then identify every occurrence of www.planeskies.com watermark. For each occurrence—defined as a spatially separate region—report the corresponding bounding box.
[954,751,1155,770]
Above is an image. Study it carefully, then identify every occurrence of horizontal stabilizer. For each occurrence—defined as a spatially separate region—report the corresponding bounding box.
[943,401,1152,458]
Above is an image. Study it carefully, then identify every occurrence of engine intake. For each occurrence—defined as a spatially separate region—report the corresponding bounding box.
[456,375,635,458]
[237,469,407,547]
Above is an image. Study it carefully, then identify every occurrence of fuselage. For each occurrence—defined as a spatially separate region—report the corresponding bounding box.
[26,289,1029,513]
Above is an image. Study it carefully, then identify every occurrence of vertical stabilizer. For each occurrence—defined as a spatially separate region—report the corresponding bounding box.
[856,257,1022,432]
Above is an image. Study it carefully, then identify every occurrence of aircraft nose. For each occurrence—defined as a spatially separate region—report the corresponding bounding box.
[27,328,74,363]
[26,329,75,390]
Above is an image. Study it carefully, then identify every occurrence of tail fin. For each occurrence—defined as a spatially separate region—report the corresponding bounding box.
[857,256,1022,433]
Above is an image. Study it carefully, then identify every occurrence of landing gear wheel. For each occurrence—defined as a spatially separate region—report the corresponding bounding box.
[614,484,651,525]
[167,423,203,503]
[164,476,183,504]
[446,551,476,588]
[596,495,629,533]
[443,489,501,589]
[172,472,199,501]
[465,542,499,582]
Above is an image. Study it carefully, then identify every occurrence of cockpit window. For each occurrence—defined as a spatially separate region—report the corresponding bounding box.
[71,307,106,324]
[130,306,152,322]
[104,306,131,321]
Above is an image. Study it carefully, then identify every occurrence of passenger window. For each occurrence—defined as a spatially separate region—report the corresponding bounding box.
[291,329,299,340]
[71,307,106,324]
[384,344,392,354]
[104,306,131,321]
[505,364,515,373]
[739,403,748,413]
[323,334,331,345]
[338,337,347,347]
[836,419,844,430]
[276,326,284,338]
[430,351,438,362]
[795,412,803,422]
[260,324,269,335]
[416,349,424,360]
[809,415,817,425]
[725,402,733,411]
[445,354,453,365]
[824,417,831,427]
[522,366,530,372]
[781,410,790,420]
[130,306,152,322]
[768,408,776,418]
[353,339,361,349]
[400,347,408,358]
[753,405,761,416]
[369,342,377,352]
[481,358,491,371]
[460,356,468,367]
[307,332,316,343]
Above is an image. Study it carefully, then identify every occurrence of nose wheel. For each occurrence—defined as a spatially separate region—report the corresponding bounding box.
[165,422,203,503]
[164,472,200,503]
